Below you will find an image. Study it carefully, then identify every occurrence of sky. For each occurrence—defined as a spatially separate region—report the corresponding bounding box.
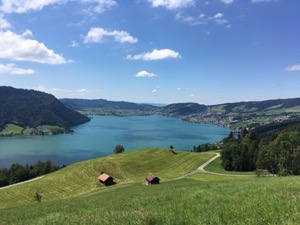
[0,0,299,105]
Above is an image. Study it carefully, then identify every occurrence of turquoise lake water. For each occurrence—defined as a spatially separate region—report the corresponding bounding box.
[0,115,230,167]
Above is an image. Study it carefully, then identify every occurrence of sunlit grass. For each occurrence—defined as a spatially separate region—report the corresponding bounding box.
[205,157,255,175]
[2,174,300,225]
[0,148,213,208]
[0,124,23,135]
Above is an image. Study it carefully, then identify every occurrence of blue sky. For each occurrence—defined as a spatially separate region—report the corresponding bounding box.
[0,0,299,105]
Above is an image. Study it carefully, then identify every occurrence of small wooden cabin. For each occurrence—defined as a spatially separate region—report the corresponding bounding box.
[145,173,160,185]
[98,173,115,186]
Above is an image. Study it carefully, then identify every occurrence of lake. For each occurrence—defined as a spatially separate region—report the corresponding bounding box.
[0,115,230,168]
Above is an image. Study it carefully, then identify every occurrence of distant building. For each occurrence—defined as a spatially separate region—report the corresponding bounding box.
[145,173,160,185]
[98,172,115,186]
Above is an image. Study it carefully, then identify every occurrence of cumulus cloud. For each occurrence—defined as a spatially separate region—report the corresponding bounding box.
[135,70,157,78]
[84,27,138,44]
[0,0,62,13]
[149,0,195,10]
[220,0,234,4]
[127,49,181,61]
[0,30,69,64]
[285,64,300,72]
[0,63,36,75]
[0,0,117,14]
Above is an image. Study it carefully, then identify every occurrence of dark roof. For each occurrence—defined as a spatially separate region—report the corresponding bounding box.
[98,173,112,182]
[146,173,160,182]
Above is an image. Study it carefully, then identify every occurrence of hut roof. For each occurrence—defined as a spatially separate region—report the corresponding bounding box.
[98,173,111,182]
[146,173,160,182]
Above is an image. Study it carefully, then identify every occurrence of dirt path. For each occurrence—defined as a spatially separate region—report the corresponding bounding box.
[0,176,44,190]
[164,153,255,182]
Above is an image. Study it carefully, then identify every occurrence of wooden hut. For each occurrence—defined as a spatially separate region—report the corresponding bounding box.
[98,173,115,186]
[145,173,160,185]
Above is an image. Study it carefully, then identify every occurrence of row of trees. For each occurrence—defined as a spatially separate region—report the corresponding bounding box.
[0,160,62,187]
[192,143,219,152]
[221,128,300,175]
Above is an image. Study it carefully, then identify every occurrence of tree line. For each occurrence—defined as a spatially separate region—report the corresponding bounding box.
[221,126,300,175]
[0,160,62,187]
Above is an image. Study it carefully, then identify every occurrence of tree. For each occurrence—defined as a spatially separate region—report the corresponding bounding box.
[113,145,125,154]
[221,131,259,171]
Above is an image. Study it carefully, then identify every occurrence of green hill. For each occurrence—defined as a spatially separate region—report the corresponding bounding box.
[0,148,214,208]
[1,149,300,225]
[0,86,90,133]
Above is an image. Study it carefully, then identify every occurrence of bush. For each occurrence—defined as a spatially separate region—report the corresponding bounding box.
[113,145,125,154]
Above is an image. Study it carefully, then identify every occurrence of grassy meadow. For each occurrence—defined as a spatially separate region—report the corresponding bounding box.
[1,148,300,225]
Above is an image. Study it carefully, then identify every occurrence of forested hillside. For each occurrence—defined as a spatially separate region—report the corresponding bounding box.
[221,125,300,175]
[0,86,90,131]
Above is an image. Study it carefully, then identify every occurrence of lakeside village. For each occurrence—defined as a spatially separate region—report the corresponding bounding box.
[1,108,297,137]
[88,108,297,130]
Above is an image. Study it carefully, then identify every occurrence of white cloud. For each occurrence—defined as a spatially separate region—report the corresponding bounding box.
[214,13,223,19]
[70,40,79,48]
[176,12,230,27]
[285,64,300,72]
[0,0,117,14]
[149,0,195,10]
[0,63,36,75]
[21,29,33,37]
[0,0,62,13]
[135,70,157,78]
[84,27,138,44]
[152,89,157,93]
[127,49,181,61]
[0,14,10,28]
[0,30,70,64]
[175,12,206,26]
[80,0,117,14]
[220,0,234,4]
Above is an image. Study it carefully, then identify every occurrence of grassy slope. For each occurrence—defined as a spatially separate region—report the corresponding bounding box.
[0,148,214,208]
[1,150,300,224]
[0,124,24,135]
[205,157,255,175]
[2,174,300,224]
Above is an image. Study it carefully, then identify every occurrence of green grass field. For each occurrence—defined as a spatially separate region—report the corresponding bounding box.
[0,148,214,208]
[0,124,24,135]
[1,149,300,225]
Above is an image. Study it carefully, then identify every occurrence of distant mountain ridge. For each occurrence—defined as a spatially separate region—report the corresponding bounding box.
[0,86,90,131]
[60,98,157,111]
[60,97,300,129]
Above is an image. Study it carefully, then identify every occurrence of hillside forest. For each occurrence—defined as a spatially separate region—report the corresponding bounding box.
[221,125,300,175]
